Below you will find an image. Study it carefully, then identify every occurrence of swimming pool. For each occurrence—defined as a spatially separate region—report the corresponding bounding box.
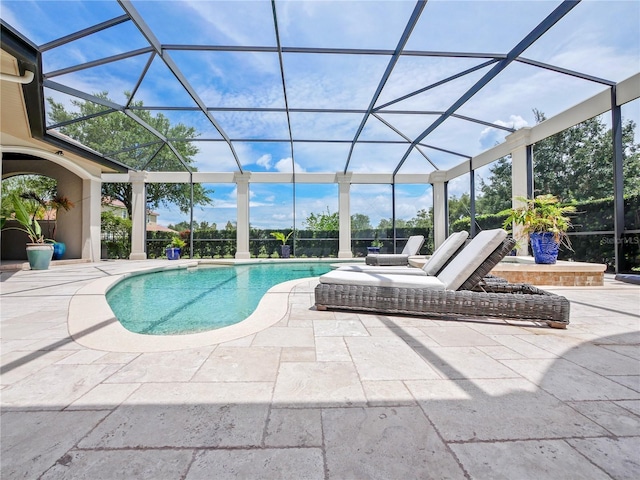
[106,262,332,335]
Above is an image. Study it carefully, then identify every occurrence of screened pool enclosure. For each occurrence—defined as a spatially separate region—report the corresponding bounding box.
[1,0,639,271]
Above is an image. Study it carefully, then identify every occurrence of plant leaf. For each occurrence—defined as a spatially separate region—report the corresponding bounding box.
[11,192,32,227]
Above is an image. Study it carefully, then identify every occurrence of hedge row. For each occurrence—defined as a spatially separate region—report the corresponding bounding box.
[143,228,432,260]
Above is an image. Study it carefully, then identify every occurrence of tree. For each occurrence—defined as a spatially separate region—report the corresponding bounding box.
[1,175,57,220]
[304,208,375,232]
[376,209,432,230]
[198,221,216,231]
[101,210,132,258]
[350,213,371,231]
[448,195,471,222]
[376,218,392,229]
[47,92,213,217]
[478,110,640,213]
[102,210,132,235]
[1,174,56,199]
[378,218,409,229]
[477,157,513,214]
[304,207,339,231]
[168,221,191,232]
[406,208,432,229]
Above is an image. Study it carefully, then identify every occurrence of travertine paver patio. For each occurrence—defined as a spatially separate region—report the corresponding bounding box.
[1,260,639,479]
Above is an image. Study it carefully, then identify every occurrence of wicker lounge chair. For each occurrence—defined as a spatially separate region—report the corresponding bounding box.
[341,231,468,275]
[315,229,570,329]
[365,235,425,266]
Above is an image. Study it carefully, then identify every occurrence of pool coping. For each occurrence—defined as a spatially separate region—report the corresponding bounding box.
[68,260,320,353]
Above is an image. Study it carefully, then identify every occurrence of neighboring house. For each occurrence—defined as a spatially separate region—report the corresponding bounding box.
[102,198,177,233]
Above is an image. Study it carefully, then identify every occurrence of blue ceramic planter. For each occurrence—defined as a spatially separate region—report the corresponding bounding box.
[280,245,291,258]
[530,232,559,264]
[367,247,381,254]
[52,242,66,260]
[166,247,181,260]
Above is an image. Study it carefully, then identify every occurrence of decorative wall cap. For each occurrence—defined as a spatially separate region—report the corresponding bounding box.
[233,171,252,183]
[429,171,447,183]
[335,172,353,183]
[128,170,148,182]
[505,127,532,149]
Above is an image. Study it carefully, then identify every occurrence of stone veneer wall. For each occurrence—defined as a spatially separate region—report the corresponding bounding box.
[410,256,607,287]
[490,270,604,287]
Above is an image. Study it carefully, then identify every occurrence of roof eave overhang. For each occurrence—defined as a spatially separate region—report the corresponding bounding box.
[1,21,129,173]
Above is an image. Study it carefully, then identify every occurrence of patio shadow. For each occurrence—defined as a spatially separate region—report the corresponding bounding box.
[1,331,638,479]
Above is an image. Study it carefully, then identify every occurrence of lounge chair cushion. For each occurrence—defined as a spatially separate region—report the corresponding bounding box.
[319,270,445,290]
[401,235,425,255]
[337,264,427,275]
[365,235,425,266]
[436,228,508,291]
[365,253,410,266]
[421,230,469,275]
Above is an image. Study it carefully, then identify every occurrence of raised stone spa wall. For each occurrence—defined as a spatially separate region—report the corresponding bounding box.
[406,256,607,287]
[490,258,606,286]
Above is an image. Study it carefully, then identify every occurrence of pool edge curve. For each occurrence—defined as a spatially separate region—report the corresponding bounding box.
[68,262,317,353]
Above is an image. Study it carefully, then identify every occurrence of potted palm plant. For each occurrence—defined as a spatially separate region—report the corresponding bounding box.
[1,192,54,269]
[270,231,293,258]
[19,191,75,260]
[502,194,576,264]
[166,236,186,260]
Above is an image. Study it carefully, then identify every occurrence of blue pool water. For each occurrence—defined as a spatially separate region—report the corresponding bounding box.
[106,262,332,335]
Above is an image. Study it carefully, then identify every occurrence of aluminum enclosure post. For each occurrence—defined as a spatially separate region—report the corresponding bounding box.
[611,87,624,274]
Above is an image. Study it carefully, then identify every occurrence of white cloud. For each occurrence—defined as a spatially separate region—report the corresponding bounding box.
[191,142,239,171]
[208,200,236,209]
[447,174,472,200]
[249,201,274,208]
[183,0,275,47]
[276,1,417,51]
[274,157,292,172]
[256,154,273,169]
[274,157,306,173]
[479,115,530,150]
[498,115,529,130]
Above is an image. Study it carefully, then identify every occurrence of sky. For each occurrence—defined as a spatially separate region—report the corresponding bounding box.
[2,0,639,229]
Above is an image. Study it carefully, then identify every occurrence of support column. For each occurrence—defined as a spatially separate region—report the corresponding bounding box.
[129,170,148,260]
[82,177,102,261]
[337,172,353,258]
[431,171,448,249]
[235,172,251,259]
[507,128,532,255]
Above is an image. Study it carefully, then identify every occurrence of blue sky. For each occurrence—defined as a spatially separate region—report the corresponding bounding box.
[2,0,639,229]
